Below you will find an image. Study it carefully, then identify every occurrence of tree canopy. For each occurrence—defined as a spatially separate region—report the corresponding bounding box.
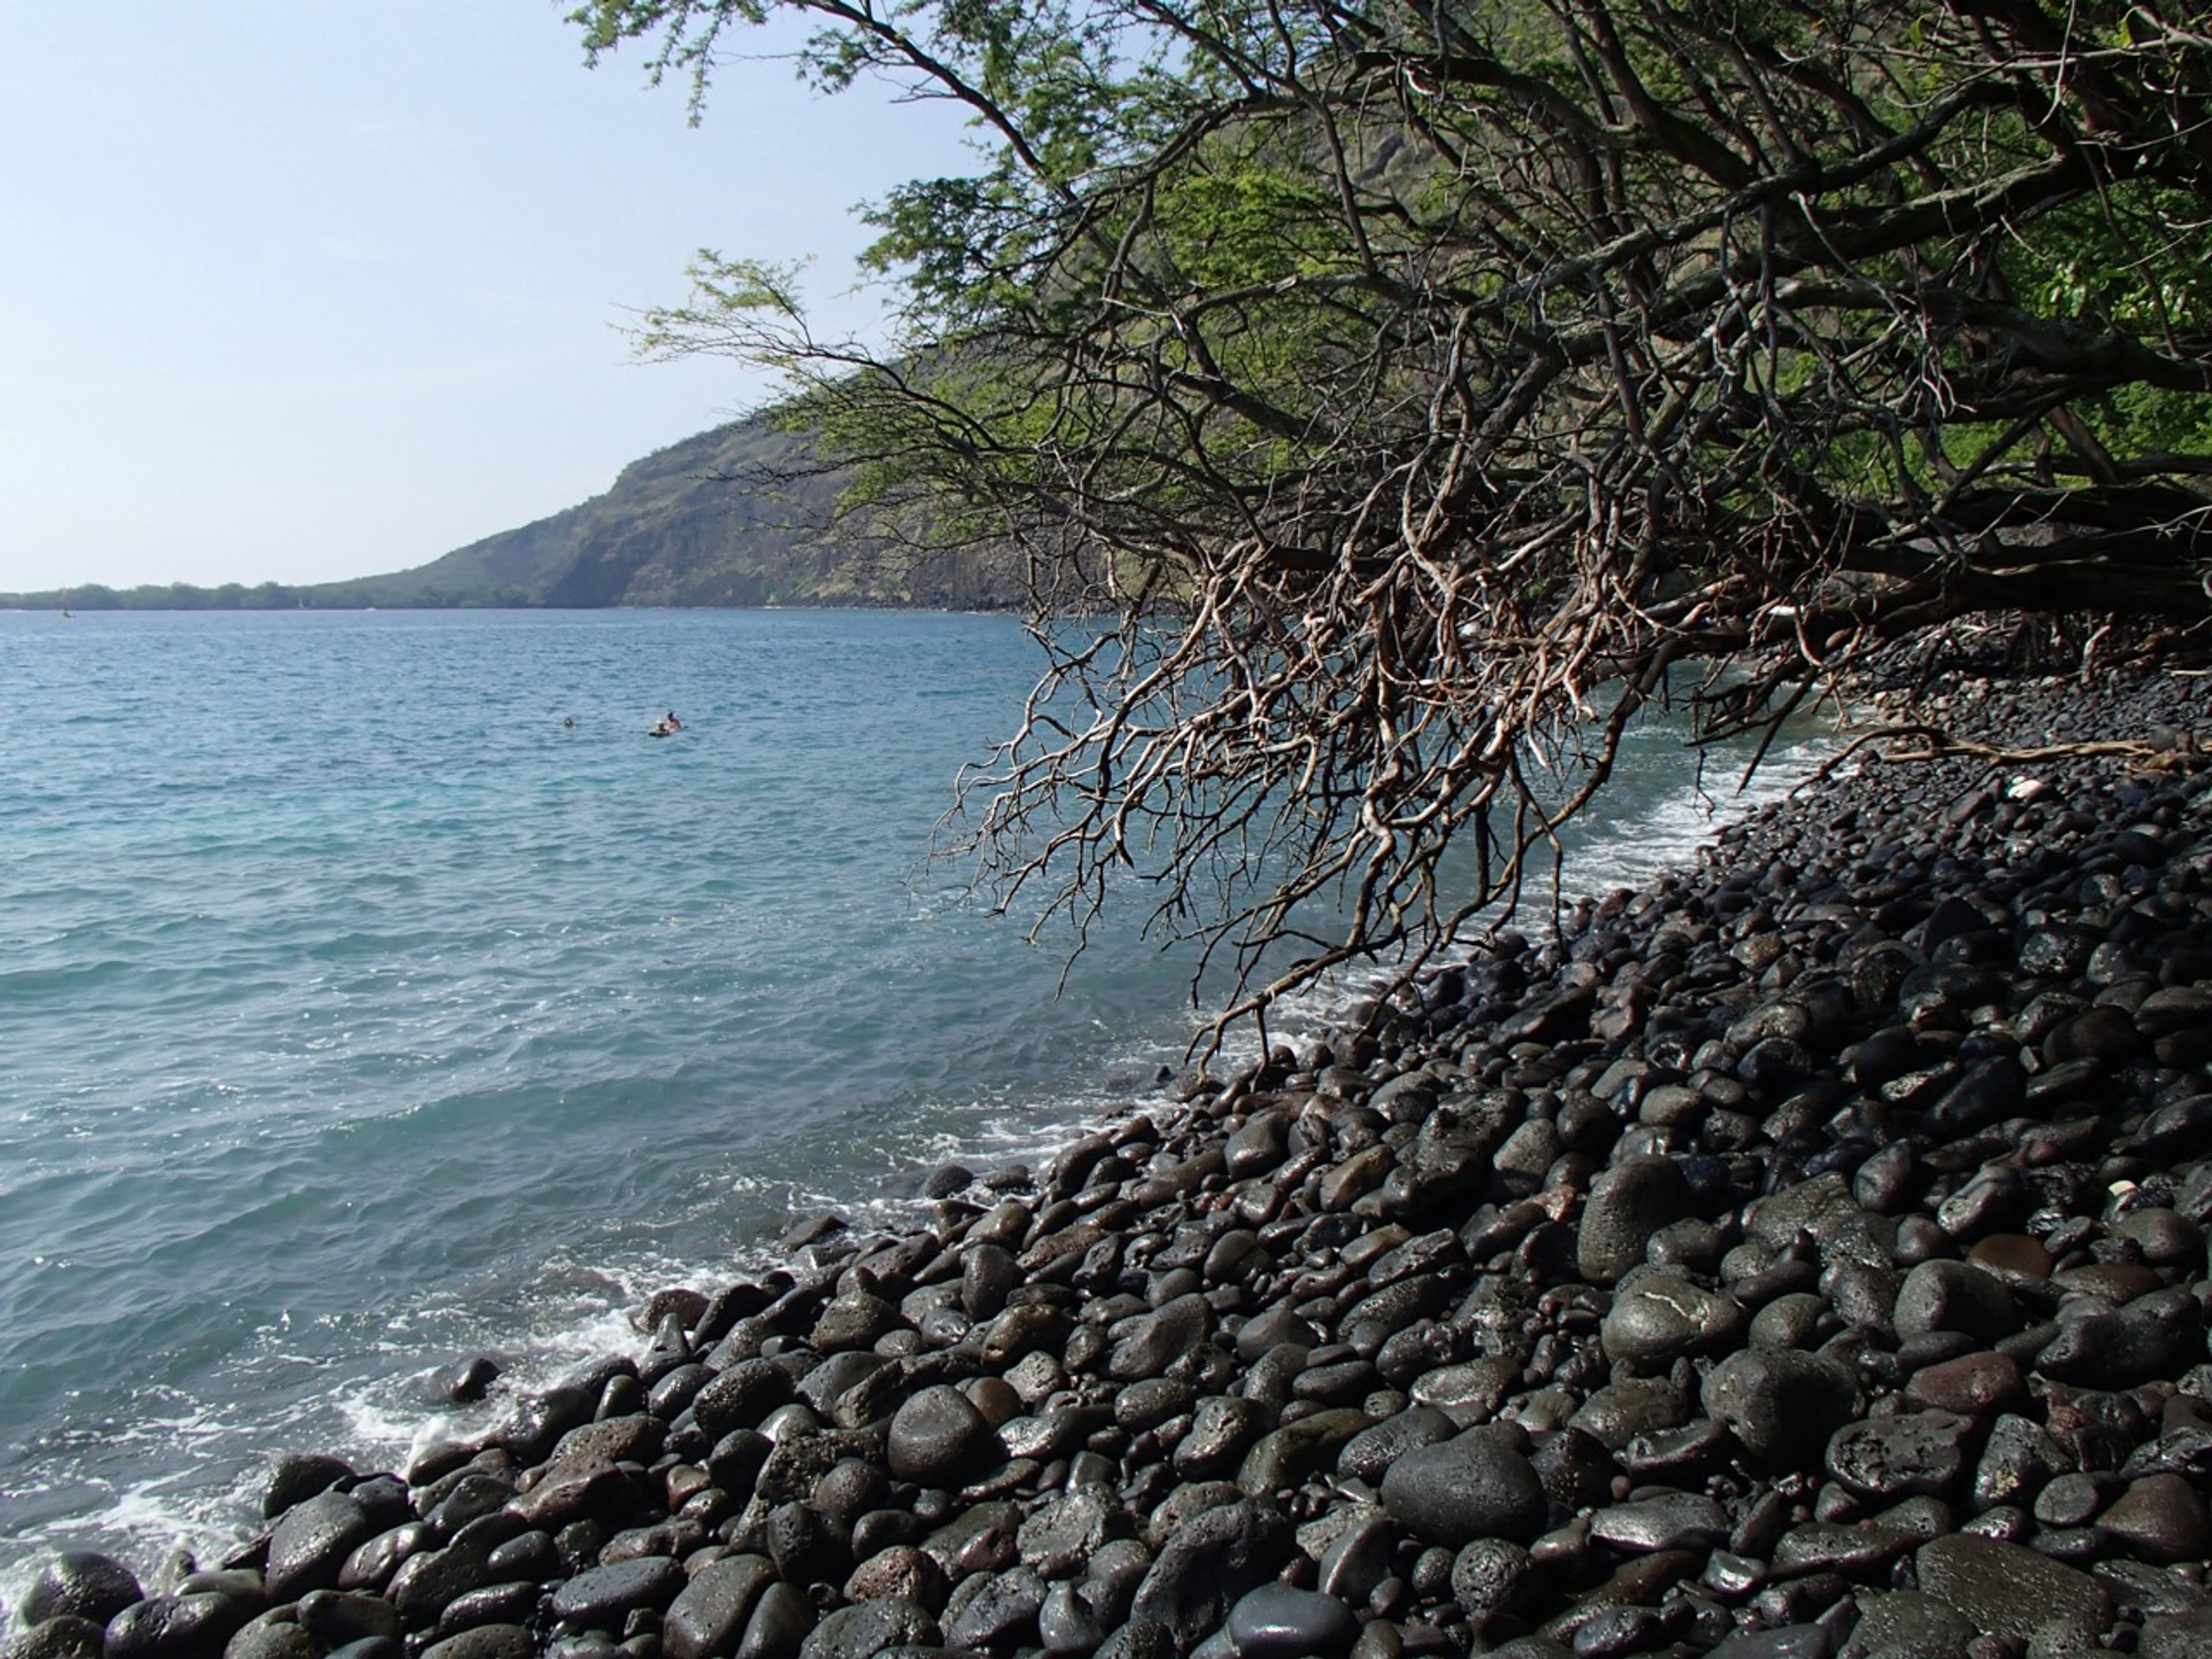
[573,0,2212,1027]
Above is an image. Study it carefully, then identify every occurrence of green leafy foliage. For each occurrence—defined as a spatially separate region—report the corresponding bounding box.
[584,0,2212,1022]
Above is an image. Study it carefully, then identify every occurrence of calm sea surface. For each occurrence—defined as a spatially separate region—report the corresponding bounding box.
[0,608,1823,1608]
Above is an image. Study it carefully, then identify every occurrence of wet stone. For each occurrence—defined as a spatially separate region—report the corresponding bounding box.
[2095,1474,2212,1564]
[1449,1539,1534,1622]
[1082,1539,1152,1630]
[507,1461,632,1533]
[1129,1499,1294,1652]
[1702,1348,1861,1470]
[946,1567,1048,1651]
[420,1629,533,1659]
[103,1593,257,1659]
[1408,1359,1517,1425]
[1826,1262,1904,1334]
[1338,1407,1456,1486]
[546,1558,685,1629]
[1915,1535,2113,1644]
[1749,1294,1827,1353]
[1294,1359,1380,1406]
[2051,1263,2163,1305]
[1904,1351,2023,1416]
[1116,1378,1195,1434]
[843,1544,944,1608]
[1600,1274,1745,1366]
[1531,1427,1616,1511]
[1558,1600,1676,1658]
[2110,1207,2202,1267]
[810,1291,900,1354]
[1037,1580,1105,1657]
[798,1600,941,1659]
[1973,1414,2068,1512]
[793,1352,883,1421]
[1239,1411,1369,1497]
[1619,1418,1732,1483]
[1096,1621,1178,1659]
[423,1472,514,1539]
[1768,1523,1917,1580]
[914,1499,1020,1582]
[1842,1589,1979,1659]
[887,1385,999,1487]
[1701,1552,1766,1599]
[1020,1487,1120,1579]
[690,1360,795,1440]
[1000,1410,1090,1464]
[218,1621,321,1659]
[961,1243,1021,1321]
[1578,1158,1696,1285]
[984,1303,1073,1368]
[17,1552,144,1628]
[266,1491,380,1603]
[1586,1493,1728,1554]
[1968,1233,2054,1283]
[2139,1611,2212,1659]
[1236,1307,1319,1367]
[1109,1294,1214,1382]
[1225,1584,1358,1659]
[2,1616,105,1659]
[1869,1496,1956,1539]
[297,1590,404,1649]
[264,1454,359,1519]
[1705,1628,1831,1659]
[1745,1172,1865,1254]
[1175,1397,1267,1480]
[2035,1473,2108,1529]
[1302,1509,1385,1609]
[1378,1429,1547,1546]
[549,1414,665,1472]
[2037,1296,2201,1390]
[2130,1096,2212,1162]
[1893,1261,2018,1343]
[2097,1556,2212,1620]
[339,1523,431,1596]
[389,1520,523,1631]
[736,1581,814,1659]
[1567,1378,1687,1452]
[1826,1411,1974,1499]
[435,1583,540,1638]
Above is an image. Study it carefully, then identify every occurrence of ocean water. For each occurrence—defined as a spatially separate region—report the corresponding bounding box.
[0,607,1824,1611]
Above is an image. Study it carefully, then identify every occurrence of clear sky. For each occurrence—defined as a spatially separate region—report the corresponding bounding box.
[0,3,976,594]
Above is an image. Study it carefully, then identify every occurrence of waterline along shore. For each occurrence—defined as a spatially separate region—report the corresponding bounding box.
[12,667,2212,1659]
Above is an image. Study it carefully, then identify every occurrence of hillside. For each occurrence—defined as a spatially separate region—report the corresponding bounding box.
[2,411,1021,611]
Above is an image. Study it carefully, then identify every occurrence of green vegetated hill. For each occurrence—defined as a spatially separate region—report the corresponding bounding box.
[3,412,1023,611]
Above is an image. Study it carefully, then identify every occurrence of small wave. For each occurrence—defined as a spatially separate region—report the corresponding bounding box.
[0,611,1839,1601]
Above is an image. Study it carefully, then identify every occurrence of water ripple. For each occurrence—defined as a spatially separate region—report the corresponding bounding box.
[0,608,1827,1605]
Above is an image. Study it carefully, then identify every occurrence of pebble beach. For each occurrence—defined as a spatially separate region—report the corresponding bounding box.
[13,664,2212,1659]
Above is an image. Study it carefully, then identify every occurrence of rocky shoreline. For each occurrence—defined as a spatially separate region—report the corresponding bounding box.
[13,668,2212,1659]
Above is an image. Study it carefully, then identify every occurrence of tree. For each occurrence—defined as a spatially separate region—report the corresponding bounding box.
[573,0,2212,1030]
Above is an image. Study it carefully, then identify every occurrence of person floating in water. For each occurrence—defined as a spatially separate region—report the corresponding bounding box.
[649,711,682,737]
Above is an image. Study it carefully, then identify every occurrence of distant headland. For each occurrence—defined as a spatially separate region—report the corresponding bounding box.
[2,410,1021,613]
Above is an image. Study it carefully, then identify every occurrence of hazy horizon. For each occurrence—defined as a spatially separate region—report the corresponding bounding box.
[1,3,973,596]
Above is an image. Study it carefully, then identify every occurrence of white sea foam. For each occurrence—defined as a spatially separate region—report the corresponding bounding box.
[0,609,1843,1609]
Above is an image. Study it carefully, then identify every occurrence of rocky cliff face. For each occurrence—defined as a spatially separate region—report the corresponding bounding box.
[313,416,1022,611]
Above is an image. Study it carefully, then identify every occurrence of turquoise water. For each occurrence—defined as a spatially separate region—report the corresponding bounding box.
[0,608,1823,1603]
